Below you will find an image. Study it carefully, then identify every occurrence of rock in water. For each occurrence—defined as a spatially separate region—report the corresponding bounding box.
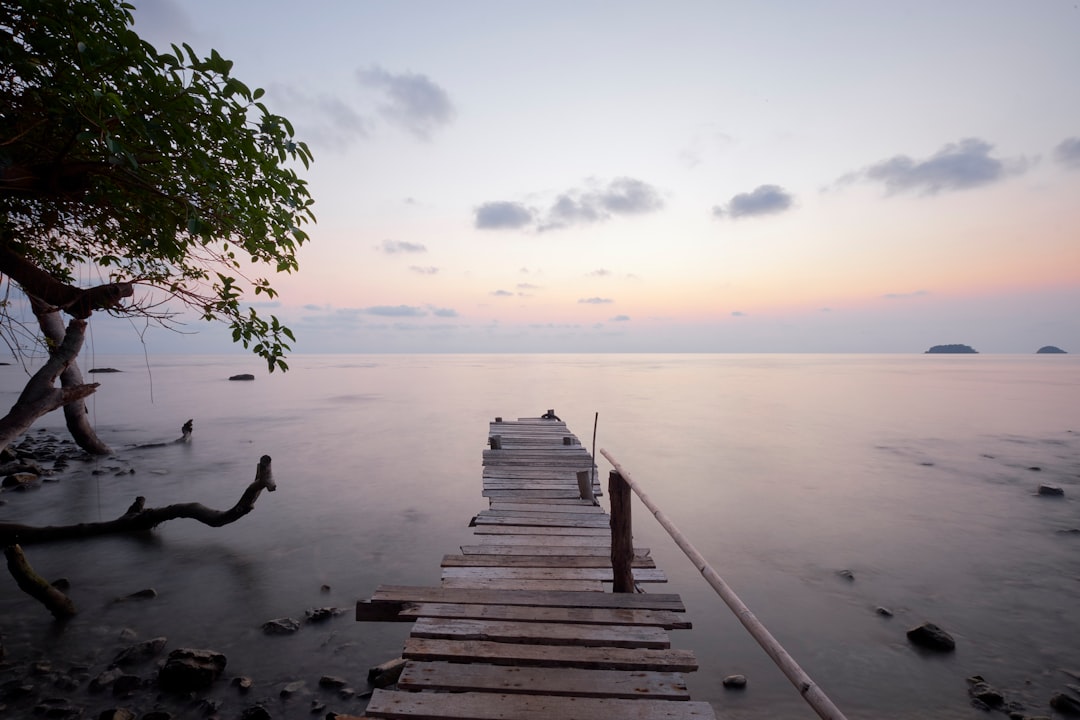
[966,678,1004,707]
[722,674,748,689]
[1051,692,1080,715]
[907,622,956,652]
[261,617,301,635]
[111,637,167,667]
[228,373,255,381]
[1038,485,1065,497]
[158,648,227,692]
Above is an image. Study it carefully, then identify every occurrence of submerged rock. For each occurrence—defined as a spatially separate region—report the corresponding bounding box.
[907,622,956,652]
[261,617,301,635]
[2,472,41,490]
[111,637,167,668]
[228,374,255,381]
[1051,692,1080,715]
[158,648,226,692]
[966,677,1004,707]
[1038,485,1065,497]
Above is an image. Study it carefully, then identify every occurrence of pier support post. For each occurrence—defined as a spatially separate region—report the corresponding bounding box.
[609,470,635,593]
[489,435,502,450]
[576,470,595,503]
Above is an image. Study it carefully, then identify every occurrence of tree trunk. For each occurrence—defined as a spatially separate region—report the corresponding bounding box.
[0,455,276,546]
[30,297,111,455]
[0,319,98,453]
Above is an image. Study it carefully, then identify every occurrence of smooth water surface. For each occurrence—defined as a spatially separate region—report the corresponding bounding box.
[1,353,1077,719]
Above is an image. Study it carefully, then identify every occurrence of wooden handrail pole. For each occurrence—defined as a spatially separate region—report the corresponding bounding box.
[608,470,635,593]
[600,449,849,720]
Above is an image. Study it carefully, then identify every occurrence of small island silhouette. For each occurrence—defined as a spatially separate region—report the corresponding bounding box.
[926,344,978,354]
[1035,346,1067,354]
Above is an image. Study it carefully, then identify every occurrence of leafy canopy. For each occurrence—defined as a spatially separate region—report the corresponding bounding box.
[0,0,315,370]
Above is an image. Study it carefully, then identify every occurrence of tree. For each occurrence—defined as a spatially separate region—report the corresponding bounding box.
[0,0,312,613]
[0,0,314,382]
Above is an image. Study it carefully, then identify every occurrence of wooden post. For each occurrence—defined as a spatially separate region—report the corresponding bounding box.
[608,470,634,593]
[563,436,573,446]
[576,470,595,503]
[494,417,502,423]
[489,435,502,450]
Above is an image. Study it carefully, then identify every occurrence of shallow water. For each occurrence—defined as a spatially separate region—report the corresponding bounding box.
[1,353,1078,718]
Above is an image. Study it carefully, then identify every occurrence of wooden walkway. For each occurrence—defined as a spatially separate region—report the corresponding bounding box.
[356,416,717,720]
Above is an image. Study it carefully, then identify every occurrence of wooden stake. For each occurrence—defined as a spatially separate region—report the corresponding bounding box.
[608,471,634,593]
[576,470,595,503]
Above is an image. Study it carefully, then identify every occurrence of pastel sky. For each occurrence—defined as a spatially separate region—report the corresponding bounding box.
[106,2,1080,353]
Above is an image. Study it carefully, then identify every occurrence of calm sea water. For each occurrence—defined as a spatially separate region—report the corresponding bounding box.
[1,353,1078,719]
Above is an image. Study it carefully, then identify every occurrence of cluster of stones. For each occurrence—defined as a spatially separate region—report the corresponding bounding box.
[904,625,1080,717]
[0,624,371,719]
[0,431,81,494]
[964,674,1080,718]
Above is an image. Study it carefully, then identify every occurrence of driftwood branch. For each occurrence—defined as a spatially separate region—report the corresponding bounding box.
[0,456,276,546]
[0,318,98,452]
[5,544,77,619]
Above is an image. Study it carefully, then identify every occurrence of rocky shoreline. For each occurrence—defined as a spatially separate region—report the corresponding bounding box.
[0,431,384,720]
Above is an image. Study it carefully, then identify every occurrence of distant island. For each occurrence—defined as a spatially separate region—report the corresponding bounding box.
[1036,346,1067,354]
[926,344,978,354]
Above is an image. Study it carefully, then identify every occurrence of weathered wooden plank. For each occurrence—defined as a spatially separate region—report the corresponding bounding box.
[475,528,613,539]
[369,586,686,611]
[484,497,599,505]
[395,602,692,629]
[397,661,692,700]
[477,509,610,522]
[489,502,605,514]
[460,544,650,557]
[442,553,655,568]
[366,689,715,720]
[411,617,670,649]
[482,489,587,499]
[441,567,667,583]
[472,514,610,529]
[484,469,586,478]
[402,637,699,672]
[440,578,605,592]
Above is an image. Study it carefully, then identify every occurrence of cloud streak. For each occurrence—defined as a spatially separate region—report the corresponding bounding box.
[713,184,793,219]
[1054,137,1080,169]
[845,138,1027,195]
[357,66,455,140]
[379,239,427,254]
[474,177,664,232]
[475,201,535,229]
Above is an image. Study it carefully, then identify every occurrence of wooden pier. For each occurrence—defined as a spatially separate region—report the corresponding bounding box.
[356,415,717,720]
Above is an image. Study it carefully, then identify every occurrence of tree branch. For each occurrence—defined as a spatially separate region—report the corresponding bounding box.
[0,239,133,319]
[0,456,276,546]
